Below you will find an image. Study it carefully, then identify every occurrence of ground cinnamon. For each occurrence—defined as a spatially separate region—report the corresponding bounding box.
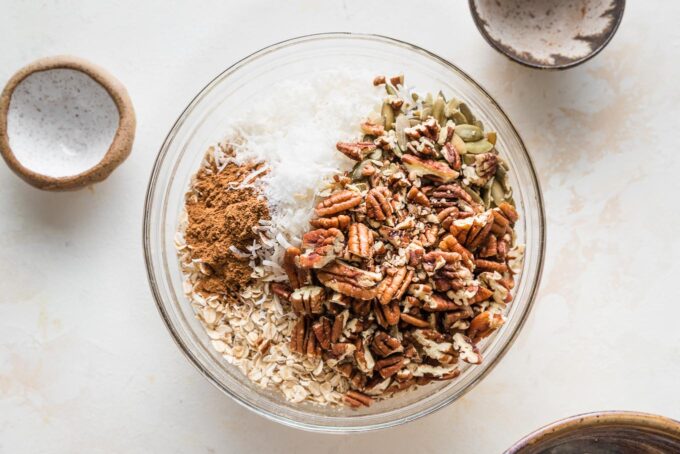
[184,155,269,300]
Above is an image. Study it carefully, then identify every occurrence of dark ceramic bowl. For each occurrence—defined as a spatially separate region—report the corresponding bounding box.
[506,411,680,453]
[469,0,625,70]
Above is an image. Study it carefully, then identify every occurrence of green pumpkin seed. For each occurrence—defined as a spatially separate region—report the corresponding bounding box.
[463,154,476,166]
[450,111,468,125]
[395,115,409,151]
[385,84,397,96]
[481,181,492,208]
[433,96,446,126]
[496,165,510,192]
[490,179,505,206]
[463,185,483,204]
[459,102,476,124]
[465,139,494,154]
[473,119,484,131]
[411,92,419,102]
[498,156,509,171]
[452,133,467,155]
[455,124,484,142]
[382,102,395,130]
[444,99,461,118]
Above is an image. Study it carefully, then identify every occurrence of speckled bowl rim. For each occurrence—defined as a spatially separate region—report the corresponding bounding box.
[0,55,136,190]
[468,0,626,70]
[506,411,680,453]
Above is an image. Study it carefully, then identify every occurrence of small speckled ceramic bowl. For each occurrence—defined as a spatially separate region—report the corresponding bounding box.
[506,411,680,453]
[0,56,135,190]
[469,0,625,70]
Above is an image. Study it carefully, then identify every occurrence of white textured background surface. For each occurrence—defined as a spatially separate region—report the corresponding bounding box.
[1,1,679,453]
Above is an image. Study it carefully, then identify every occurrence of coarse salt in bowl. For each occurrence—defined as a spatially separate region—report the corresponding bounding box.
[144,33,545,432]
[0,56,135,190]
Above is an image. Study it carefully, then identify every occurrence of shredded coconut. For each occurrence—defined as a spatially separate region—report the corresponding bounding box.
[226,70,381,253]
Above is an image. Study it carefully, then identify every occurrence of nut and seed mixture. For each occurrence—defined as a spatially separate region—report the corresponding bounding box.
[177,74,524,407]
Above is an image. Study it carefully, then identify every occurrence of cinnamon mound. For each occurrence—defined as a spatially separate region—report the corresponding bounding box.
[185,159,269,298]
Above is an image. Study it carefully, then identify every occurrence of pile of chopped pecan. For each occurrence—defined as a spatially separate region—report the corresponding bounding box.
[273,75,522,407]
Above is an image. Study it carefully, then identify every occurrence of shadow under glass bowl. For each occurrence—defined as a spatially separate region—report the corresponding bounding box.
[143,32,546,433]
[506,411,680,453]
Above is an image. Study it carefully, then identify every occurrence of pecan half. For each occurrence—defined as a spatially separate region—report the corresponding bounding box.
[354,338,375,374]
[450,211,494,250]
[270,282,292,302]
[310,214,351,230]
[347,223,374,259]
[376,267,412,305]
[441,142,462,170]
[407,137,438,158]
[438,206,473,231]
[467,310,505,342]
[282,247,310,289]
[290,316,321,357]
[406,186,430,207]
[298,228,344,269]
[431,184,475,205]
[475,153,498,182]
[375,300,400,327]
[290,286,326,315]
[316,261,382,300]
[361,119,385,137]
[312,316,332,350]
[375,354,404,379]
[472,286,494,303]
[344,390,374,408]
[478,233,498,258]
[474,259,508,273]
[331,311,347,343]
[315,190,362,217]
[422,250,463,273]
[371,332,403,357]
[419,225,439,247]
[404,117,439,141]
[498,202,518,224]
[366,187,393,221]
[400,312,430,328]
[336,142,377,161]
[442,305,474,331]
[439,235,474,267]
[290,317,306,355]
[422,293,459,312]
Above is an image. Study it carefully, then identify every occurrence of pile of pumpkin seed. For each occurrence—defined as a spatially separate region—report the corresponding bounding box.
[367,75,514,209]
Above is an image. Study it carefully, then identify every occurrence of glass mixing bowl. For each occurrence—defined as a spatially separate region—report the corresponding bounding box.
[143,33,545,433]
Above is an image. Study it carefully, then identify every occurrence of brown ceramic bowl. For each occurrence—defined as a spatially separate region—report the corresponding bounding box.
[507,411,680,453]
[469,0,626,70]
[0,56,135,190]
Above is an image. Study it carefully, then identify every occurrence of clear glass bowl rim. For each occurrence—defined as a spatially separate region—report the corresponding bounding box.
[143,32,546,433]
